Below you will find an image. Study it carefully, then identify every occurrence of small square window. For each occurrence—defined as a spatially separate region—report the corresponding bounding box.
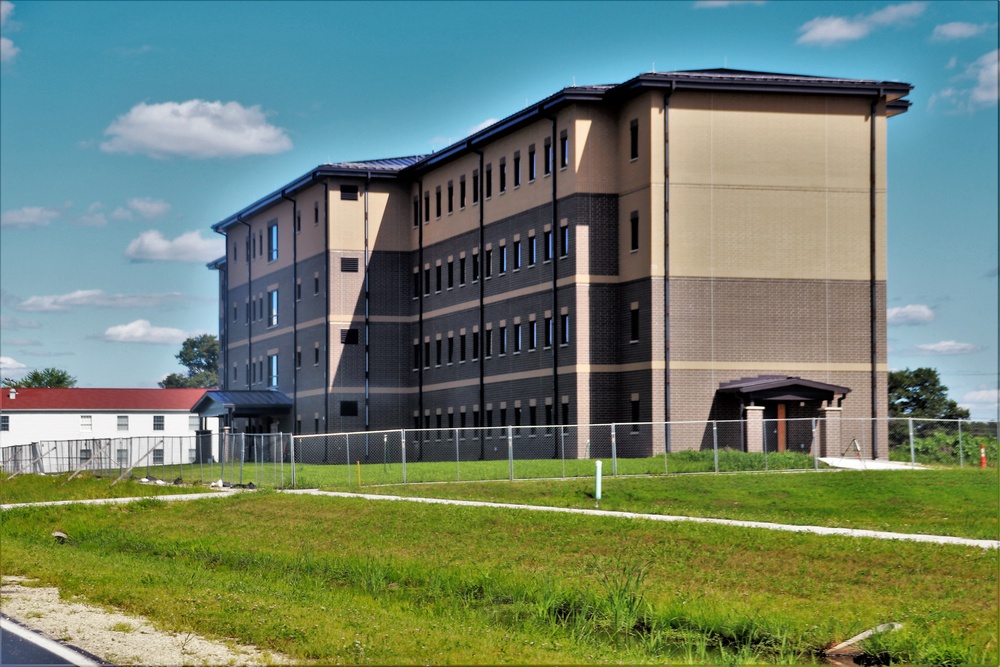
[340,184,359,201]
[117,415,129,432]
[153,415,165,431]
[81,415,92,432]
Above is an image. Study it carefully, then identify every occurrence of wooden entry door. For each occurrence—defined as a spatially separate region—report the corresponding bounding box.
[776,403,787,453]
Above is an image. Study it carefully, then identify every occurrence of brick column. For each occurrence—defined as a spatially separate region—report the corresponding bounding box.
[819,406,842,457]
[745,405,764,453]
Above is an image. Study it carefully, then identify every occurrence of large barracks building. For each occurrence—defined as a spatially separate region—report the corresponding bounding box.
[207,69,912,458]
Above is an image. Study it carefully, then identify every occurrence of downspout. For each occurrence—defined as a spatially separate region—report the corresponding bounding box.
[364,171,371,432]
[474,148,485,459]
[211,226,228,392]
[236,216,252,393]
[869,96,879,459]
[663,89,672,447]
[313,175,330,435]
[280,190,297,433]
[417,179,424,451]
[549,118,559,433]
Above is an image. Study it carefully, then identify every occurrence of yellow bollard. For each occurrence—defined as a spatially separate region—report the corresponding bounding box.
[357,460,361,487]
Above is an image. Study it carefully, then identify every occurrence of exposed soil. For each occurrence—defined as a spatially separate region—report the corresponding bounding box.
[1,576,293,666]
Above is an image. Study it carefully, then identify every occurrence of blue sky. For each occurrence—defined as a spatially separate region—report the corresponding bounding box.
[1,1,996,420]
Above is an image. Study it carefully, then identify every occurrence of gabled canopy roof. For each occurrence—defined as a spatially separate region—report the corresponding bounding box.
[192,390,292,418]
[0,388,209,412]
[717,376,850,403]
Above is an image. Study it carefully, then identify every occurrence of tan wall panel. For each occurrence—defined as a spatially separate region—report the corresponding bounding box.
[415,153,482,247]
[574,105,620,194]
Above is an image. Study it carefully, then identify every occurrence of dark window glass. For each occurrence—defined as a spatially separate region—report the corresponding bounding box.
[340,185,359,201]
[340,401,358,417]
[631,308,640,342]
[629,119,639,160]
[630,211,639,251]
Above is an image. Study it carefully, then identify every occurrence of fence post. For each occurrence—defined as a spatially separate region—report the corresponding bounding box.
[958,420,964,468]
[239,433,245,486]
[712,421,719,473]
[400,429,407,483]
[813,419,819,471]
[290,436,296,488]
[611,424,618,476]
[508,425,514,481]
[346,434,351,488]
[908,418,915,464]
[455,428,461,481]
[664,421,669,475]
[560,425,566,479]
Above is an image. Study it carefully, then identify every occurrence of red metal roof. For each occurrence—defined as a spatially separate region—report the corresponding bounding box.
[0,388,210,411]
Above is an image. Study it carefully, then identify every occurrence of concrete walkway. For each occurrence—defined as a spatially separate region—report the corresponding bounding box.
[819,457,927,471]
[286,489,1000,550]
[0,490,240,511]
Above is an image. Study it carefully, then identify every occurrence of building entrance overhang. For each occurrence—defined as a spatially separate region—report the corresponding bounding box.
[192,390,293,420]
[717,376,850,406]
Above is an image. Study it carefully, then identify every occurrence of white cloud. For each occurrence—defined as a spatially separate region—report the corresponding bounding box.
[797,2,926,46]
[0,356,28,376]
[931,22,993,41]
[4,337,41,346]
[0,35,16,62]
[126,197,170,219]
[914,340,984,355]
[963,388,1000,404]
[100,99,293,159]
[77,202,108,227]
[1,206,60,228]
[886,304,935,325]
[0,2,13,26]
[0,315,40,330]
[16,289,185,312]
[468,118,500,135]
[930,50,999,113]
[102,319,188,345]
[124,230,223,263]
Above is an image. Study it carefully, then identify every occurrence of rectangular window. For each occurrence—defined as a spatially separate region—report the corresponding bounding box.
[341,257,359,272]
[116,448,128,465]
[314,276,320,295]
[562,402,570,429]
[296,350,301,368]
[252,299,257,322]
[413,342,420,370]
[460,333,466,362]
[117,415,128,431]
[560,313,570,346]
[80,415,92,432]
[268,222,278,261]
[485,328,493,358]
[459,256,466,285]
[234,364,239,380]
[485,164,492,198]
[424,192,430,222]
[631,398,640,431]
[631,307,640,342]
[484,248,492,278]
[447,260,454,288]
[472,330,479,360]
[314,346,320,365]
[514,406,522,426]
[447,181,454,213]
[499,325,507,355]
[189,415,200,431]
[314,201,320,224]
[543,230,553,262]
[560,224,569,257]
[448,335,454,364]
[295,211,301,233]
[424,341,431,369]
[630,119,639,160]
[528,236,537,265]
[295,282,301,301]
[153,415,165,431]
[436,338,442,366]
[530,405,537,427]
[152,448,164,465]
[544,138,552,175]
[435,264,442,292]
[499,158,506,193]
[529,320,537,350]
[435,186,442,218]
[499,407,507,427]
[340,401,359,417]
[268,289,278,327]
[459,175,466,209]
[513,240,521,270]
[544,316,553,348]
[472,252,479,282]
[514,323,522,353]
[472,170,480,204]
[630,211,639,252]
[424,267,431,295]
[341,328,359,344]
[413,271,420,298]
[268,354,278,387]
[340,184,359,201]
[413,197,420,227]
[560,130,569,169]
[528,145,536,181]
[514,151,521,187]
[499,245,507,274]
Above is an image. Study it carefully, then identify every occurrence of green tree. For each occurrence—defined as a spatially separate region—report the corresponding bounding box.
[159,334,219,388]
[888,367,970,420]
[4,367,78,388]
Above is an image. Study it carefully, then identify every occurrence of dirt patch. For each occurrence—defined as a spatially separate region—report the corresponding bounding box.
[1,576,293,665]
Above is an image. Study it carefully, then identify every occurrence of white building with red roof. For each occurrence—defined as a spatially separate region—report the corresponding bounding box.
[0,387,213,448]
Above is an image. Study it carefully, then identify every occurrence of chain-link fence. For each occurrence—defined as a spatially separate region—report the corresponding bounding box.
[5,418,995,489]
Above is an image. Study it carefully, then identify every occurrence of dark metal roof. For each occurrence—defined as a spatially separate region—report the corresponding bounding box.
[192,390,292,417]
[717,376,850,402]
[324,156,425,172]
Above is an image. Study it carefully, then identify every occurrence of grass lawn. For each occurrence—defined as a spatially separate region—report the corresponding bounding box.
[354,468,1000,541]
[1,487,997,665]
[0,472,213,505]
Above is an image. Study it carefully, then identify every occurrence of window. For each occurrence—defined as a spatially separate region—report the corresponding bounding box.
[435,186,442,218]
[459,175,466,209]
[234,364,239,380]
[630,211,639,252]
[484,248,492,278]
[472,170,479,204]
[472,252,479,282]
[499,245,507,274]
[424,341,431,369]
[529,144,537,181]
[81,415,92,432]
[341,257,359,272]
[631,307,640,342]
[268,289,279,327]
[631,398,640,432]
[314,346,320,365]
[296,211,301,233]
[485,164,492,198]
[528,235,537,266]
[413,197,420,227]
[268,222,278,261]
[514,406,522,426]
[560,130,569,169]
[543,230,553,262]
[153,415,165,431]
[629,118,639,161]
[460,333,467,362]
[544,316,553,348]
[424,267,431,296]
[447,181,454,214]
[485,328,493,358]
[251,234,256,258]
[152,449,164,465]
[341,328,359,344]
[2,415,11,430]
[513,240,521,270]
[117,415,129,432]
[513,151,521,187]
[499,325,507,355]
[189,415,200,431]
[295,282,302,301]
[560,224,569,257]
[544,138,552,175]
[413,271,420,298]
[116,448,128,465]
[413,342,420,370]
[499,158,506,193]
[514,322,522,353]
[459,256,466,285]
[268,354,278,387]
[448,334,454,364]
[472,330,479,360]
[447,259,454,288]
[340,401,359,417]
[562,402,570,429]
[296,350,302,368]
[424,191,430,222]
[314,276,320,295]
[341,184,359,201]
[529,320,537,350]
[560,313,570,346]
[314,201,320,224]
[436,264,442,292]
[435,338,442,366]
